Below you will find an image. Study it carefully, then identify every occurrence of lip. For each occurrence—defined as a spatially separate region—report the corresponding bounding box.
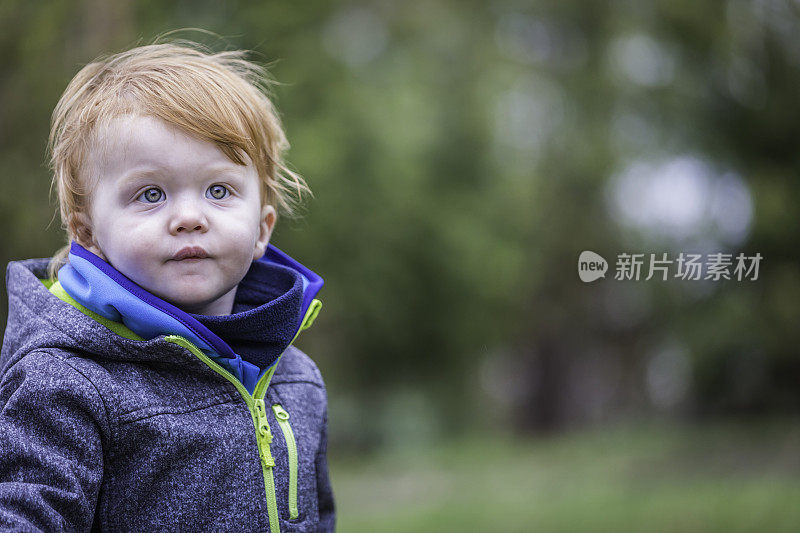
[171,246,209,261]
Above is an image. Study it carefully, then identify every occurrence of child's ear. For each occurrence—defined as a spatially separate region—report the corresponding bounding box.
[69,212,106,260]
[253,204,277,261]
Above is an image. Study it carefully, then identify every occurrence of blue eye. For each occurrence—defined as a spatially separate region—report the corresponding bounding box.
[138,188,164,203]
[207,184,230,200]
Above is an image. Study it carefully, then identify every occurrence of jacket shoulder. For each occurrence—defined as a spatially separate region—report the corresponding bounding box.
[1,347,101,395]
[272,345,325,388]
[0,348,111,434]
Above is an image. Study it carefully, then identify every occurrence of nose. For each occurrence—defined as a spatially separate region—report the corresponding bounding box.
[168,198,209,235]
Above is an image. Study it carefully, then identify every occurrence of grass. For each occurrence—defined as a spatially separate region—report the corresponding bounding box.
[329,419,800,532]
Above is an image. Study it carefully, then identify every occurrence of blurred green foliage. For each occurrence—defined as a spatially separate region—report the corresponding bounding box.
[1,0,798,454]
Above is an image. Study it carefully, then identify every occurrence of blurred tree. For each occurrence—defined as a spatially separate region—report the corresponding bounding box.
[1,0,797,449]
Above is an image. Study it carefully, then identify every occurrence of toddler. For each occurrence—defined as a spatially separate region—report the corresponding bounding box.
[0,42,333,532]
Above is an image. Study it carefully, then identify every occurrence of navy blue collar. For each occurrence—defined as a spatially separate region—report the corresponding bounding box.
[191,259,304,371]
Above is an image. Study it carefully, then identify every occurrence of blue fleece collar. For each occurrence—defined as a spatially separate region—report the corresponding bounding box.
[57,242,323,394]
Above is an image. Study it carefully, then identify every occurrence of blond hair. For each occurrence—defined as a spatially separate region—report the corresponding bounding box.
[47,41,308,280]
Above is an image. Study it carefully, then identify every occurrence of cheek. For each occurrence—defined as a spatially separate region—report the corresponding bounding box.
[94,218,156,262]
[221,212,263,244]
[218,221,263,269]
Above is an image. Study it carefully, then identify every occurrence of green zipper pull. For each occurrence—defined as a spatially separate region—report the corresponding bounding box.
[273,404,289,421]
[272,404,299,519]
[254,399,275,467]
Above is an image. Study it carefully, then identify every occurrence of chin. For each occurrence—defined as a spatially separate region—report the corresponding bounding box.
[151,288,205,309]
[169,294,210,308]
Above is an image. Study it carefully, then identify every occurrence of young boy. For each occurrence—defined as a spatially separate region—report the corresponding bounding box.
[0,42,334,532]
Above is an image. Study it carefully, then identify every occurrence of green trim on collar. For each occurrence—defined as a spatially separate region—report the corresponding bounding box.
[44,279,144,342]
[300,299,322,332]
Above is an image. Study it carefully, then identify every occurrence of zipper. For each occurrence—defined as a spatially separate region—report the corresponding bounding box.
[159,299,322,531]
[164,335,281,532]
[272,404,299,519]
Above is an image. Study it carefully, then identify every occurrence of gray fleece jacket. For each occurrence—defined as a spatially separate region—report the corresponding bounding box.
[0,256,334,532]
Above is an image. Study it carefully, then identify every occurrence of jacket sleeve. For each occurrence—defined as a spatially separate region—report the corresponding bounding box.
[0,350,107,532]
[315,406,335,532]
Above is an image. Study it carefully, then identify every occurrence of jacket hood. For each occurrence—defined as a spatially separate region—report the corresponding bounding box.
[1,243,323,391]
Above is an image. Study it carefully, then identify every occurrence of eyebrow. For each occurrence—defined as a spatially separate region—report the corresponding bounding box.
[117,168,160,188]
[117,164,248,186]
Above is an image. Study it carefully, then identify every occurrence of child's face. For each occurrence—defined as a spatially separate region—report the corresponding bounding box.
[83,115,275,316]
